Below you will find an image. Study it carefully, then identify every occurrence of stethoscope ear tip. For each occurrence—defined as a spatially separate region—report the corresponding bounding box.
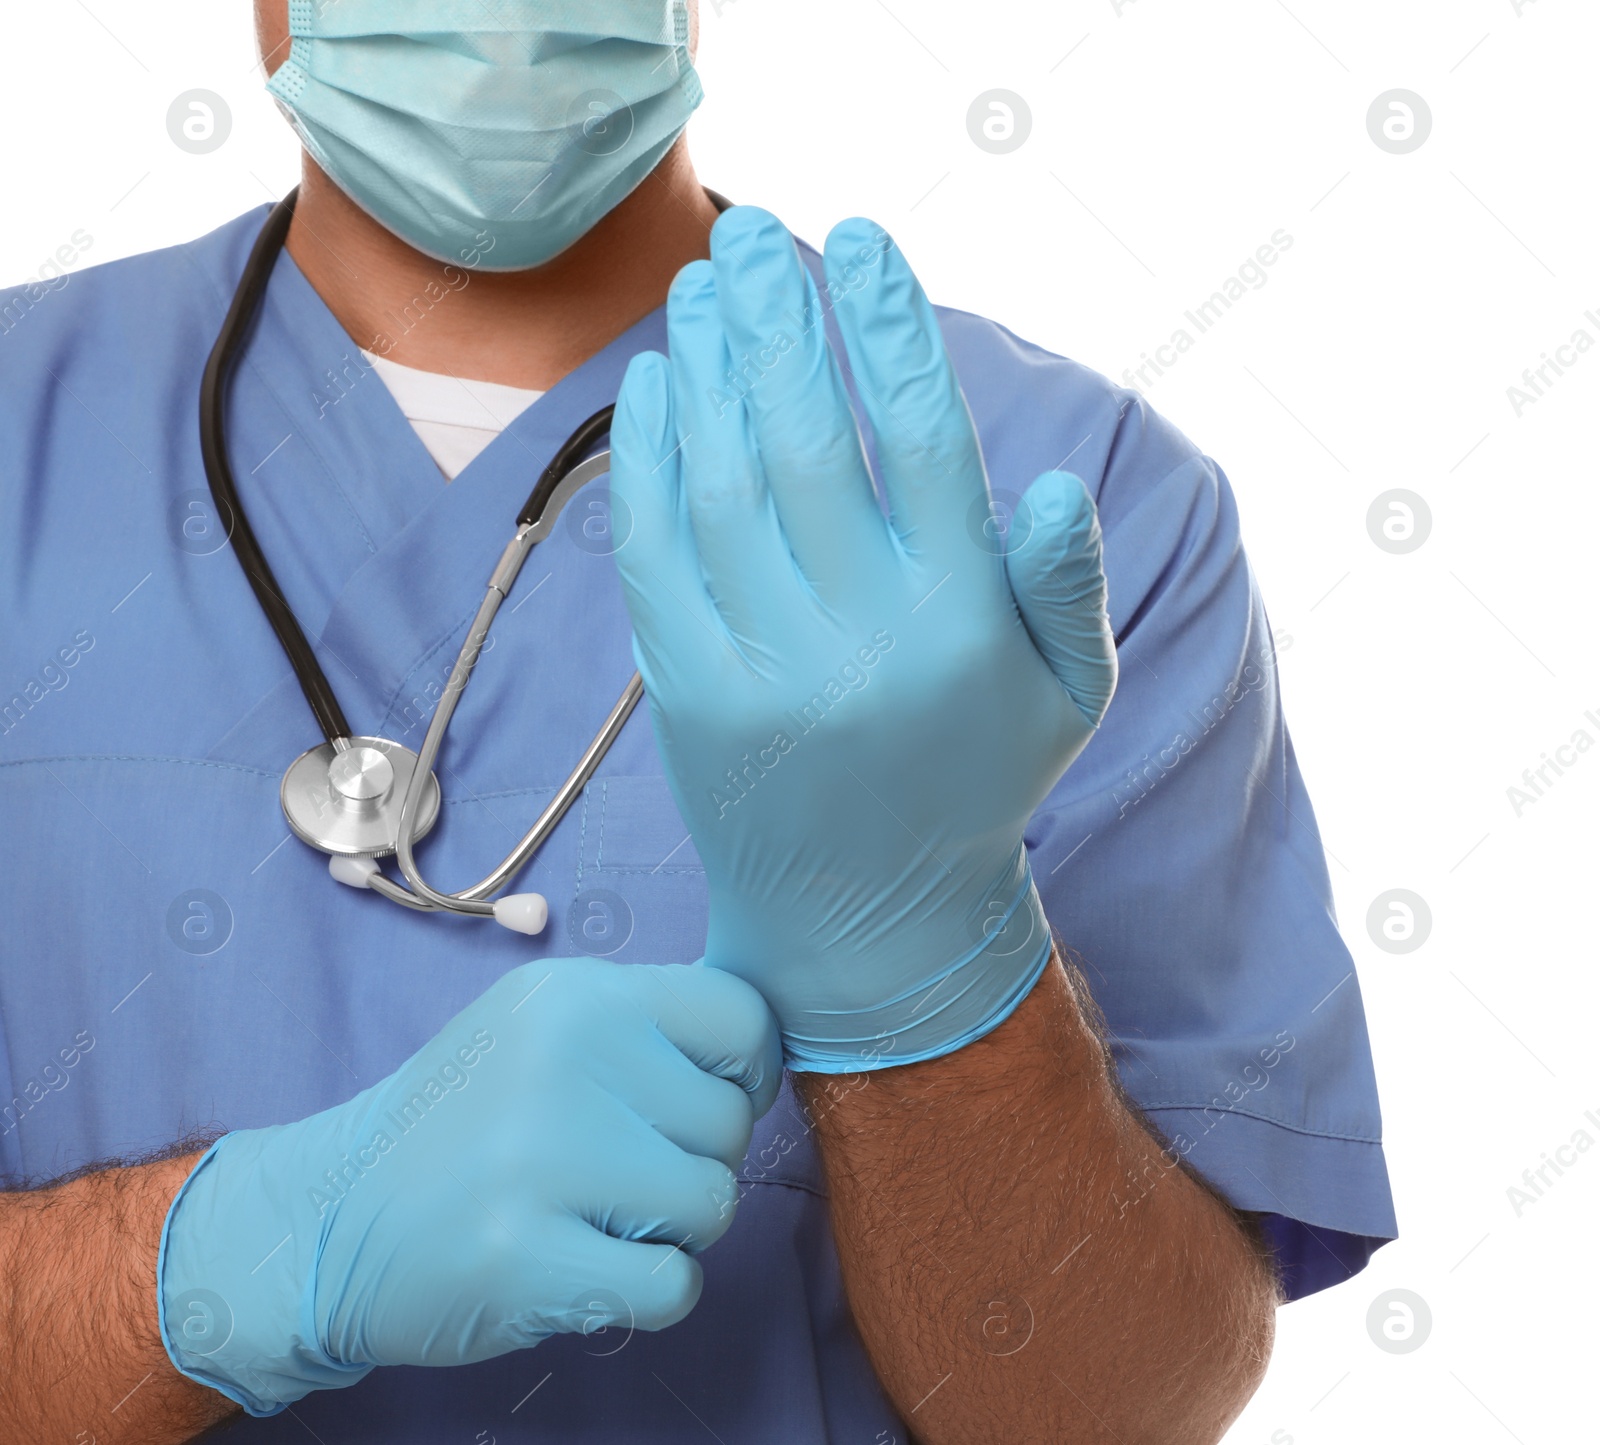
[329,854,382,889]
[492,893,550,936]
[328,853,549,934]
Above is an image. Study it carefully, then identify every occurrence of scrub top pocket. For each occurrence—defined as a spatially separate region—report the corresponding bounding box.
[566,773,707,963]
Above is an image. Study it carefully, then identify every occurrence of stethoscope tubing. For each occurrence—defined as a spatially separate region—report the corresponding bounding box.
[200,186,353,744]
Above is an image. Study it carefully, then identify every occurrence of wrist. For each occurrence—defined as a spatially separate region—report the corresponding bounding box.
[757,853,1055,1075]
[158,1126,371,1417]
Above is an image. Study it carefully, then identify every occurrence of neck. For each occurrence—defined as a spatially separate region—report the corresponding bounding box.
[285,137,718,392]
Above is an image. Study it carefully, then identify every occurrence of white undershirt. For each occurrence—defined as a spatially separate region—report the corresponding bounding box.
[360,349,545,481]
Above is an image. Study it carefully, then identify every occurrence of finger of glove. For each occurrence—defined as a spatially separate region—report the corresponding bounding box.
[667,261,807,647]
[624,1053,759,1176]
[598,993,763,1173]
[584,1134,741,1257]
[1005,471,1118,727]
[710,206,895,605]
[608,349,726,664]
[565,1230,706,1334]
[824,217,993,579]
[622,962,783,1119]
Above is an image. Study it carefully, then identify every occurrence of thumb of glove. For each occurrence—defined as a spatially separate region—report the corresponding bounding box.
[1004,470,1118,729]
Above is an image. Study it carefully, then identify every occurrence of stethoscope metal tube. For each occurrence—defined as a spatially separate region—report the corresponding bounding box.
[388,447,645,920]
[201,186,649,933]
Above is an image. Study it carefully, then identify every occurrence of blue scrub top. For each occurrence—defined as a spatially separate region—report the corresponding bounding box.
[0,204,1396,1441]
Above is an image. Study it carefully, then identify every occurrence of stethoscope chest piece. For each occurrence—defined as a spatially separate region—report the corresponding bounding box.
[281,736,441,858]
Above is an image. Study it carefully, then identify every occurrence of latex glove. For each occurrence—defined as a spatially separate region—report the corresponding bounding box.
[158,958,780,1416]
[609,206,1116,1073]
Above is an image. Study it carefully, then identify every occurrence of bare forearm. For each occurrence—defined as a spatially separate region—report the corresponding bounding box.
[0,1152,238,1445]
[799,953,1278,1444]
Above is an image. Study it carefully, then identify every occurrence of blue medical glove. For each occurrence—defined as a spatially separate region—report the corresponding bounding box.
[158,958,780,1417]
[609,206,1117,1073]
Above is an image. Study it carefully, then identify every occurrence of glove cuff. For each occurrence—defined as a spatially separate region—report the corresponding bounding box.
[784,858,1054,1075]
[158,1128,372,1417]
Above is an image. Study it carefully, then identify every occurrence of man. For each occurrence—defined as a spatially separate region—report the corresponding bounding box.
[0,1,1395,1441]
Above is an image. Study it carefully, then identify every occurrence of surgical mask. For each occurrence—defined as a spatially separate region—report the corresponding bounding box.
[266,0,703,271]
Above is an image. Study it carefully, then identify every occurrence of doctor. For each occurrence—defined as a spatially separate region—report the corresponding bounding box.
[0,2,1396,1442]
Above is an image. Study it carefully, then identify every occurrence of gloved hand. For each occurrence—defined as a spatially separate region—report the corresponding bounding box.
[158,958,780,1416]
[609,205,1117,1073]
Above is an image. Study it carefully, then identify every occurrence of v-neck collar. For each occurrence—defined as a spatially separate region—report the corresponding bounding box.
[222,228,669,741]
[210,203,841,765]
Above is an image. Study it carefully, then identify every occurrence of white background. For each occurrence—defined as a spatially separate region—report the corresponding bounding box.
[5,2,1595,1440]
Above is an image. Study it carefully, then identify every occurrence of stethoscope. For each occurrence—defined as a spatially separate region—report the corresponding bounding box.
[200,186,705,933]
